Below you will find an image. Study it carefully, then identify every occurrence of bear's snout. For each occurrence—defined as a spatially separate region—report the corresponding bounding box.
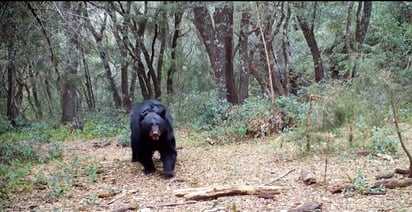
[150,125,161,141]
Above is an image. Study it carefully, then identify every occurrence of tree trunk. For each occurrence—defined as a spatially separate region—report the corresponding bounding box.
[239,11,251,103]
[296,2,325,83]
[44,77,54,117]
[193,2,239,104]
[109,2,132,110]
[84,2,122,108]
[354,1,372,51]
[81,49,95,111]
[32,80,43,119]
[192,5,218,90]
[344,2,355,79]
[214,2,239,104]
[60,1,82,124]
[281,3,292,96]
[154,4,168,99]
[167,7,183,96]
[7,44,18,125]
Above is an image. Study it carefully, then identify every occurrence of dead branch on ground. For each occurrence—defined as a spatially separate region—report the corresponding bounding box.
[174,185,283,200]
[372,178,412,189]
[266,168,296,185]
[145,200,197,209]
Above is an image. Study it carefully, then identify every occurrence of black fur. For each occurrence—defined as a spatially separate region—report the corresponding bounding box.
[130,99,177,178]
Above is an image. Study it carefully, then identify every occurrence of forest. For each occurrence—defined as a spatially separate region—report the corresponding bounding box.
[1,1,412,211]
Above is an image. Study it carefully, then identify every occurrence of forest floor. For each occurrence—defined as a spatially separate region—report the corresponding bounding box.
[5,126,412,212]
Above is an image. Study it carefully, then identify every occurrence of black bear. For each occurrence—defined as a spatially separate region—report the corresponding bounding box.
[130,99,177,178]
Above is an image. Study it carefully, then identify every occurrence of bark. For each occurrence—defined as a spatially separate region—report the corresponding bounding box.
[154,3,168,99]
[139,39,159,99]
[348,1,372,79]
[81,49,95,111]
[167,6,183,95]
[249,56,271,95]
[296,2,325,83]
[266,44,285,97]
[60,1,81,124]
[281,3,292,96]
[215,3,239,104]
[32,80,42,119]
[109,2,132,110]
[193,2,239,104]
[44,77,54,117]
[239,11,250,103]
[193,5,217,78]
[354,1,372,51]
[6,43,18,125]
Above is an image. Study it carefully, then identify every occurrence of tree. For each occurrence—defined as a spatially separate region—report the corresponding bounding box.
[60,1,83,124]
[344,1,372,79]
[192,2,240,104]
[167,3,184,96]
[84,2,122,109]
[294,2,325,83]
[238,10,251,103]
[249,2,290,103]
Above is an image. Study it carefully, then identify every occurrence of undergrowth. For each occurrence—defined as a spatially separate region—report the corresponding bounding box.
[0,110,129,202]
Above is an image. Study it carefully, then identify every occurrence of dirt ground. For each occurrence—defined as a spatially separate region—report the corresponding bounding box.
[5,128,412,212]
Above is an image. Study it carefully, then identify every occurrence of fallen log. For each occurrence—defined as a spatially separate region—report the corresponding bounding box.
[372,178,412,189]
[375,172,394,180]
[174,185,283,200]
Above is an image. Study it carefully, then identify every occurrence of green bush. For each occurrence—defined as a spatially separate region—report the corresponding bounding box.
[275,95,309,128]
[173,91,275,143]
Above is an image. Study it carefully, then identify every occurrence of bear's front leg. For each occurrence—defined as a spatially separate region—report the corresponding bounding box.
[140,151,156,175]
[160,148,177,178]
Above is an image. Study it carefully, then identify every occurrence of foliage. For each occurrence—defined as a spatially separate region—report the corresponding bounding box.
[345,170,387,196]
[0,110,129,200]
[172,91,275,143]
[117,127,131,147]
[369,126,398,155]
[281,69,409,154]
[0,129,63,198]
[275,95,309,128]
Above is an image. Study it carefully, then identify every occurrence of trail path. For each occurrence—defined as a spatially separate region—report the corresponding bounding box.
[6,130,412,211]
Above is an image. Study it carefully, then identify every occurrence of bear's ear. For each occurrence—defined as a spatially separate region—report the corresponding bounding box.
[157,106,166,118]
[151,104,166,118]
[139,108,150,121]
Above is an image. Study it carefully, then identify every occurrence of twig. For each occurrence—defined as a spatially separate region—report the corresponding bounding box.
[266,168,296,185]
[107,190,138,205]
[110,205,137,212]
[145,200,197,209]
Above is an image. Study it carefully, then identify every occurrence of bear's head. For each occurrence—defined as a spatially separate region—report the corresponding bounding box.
[140,106,166,141]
